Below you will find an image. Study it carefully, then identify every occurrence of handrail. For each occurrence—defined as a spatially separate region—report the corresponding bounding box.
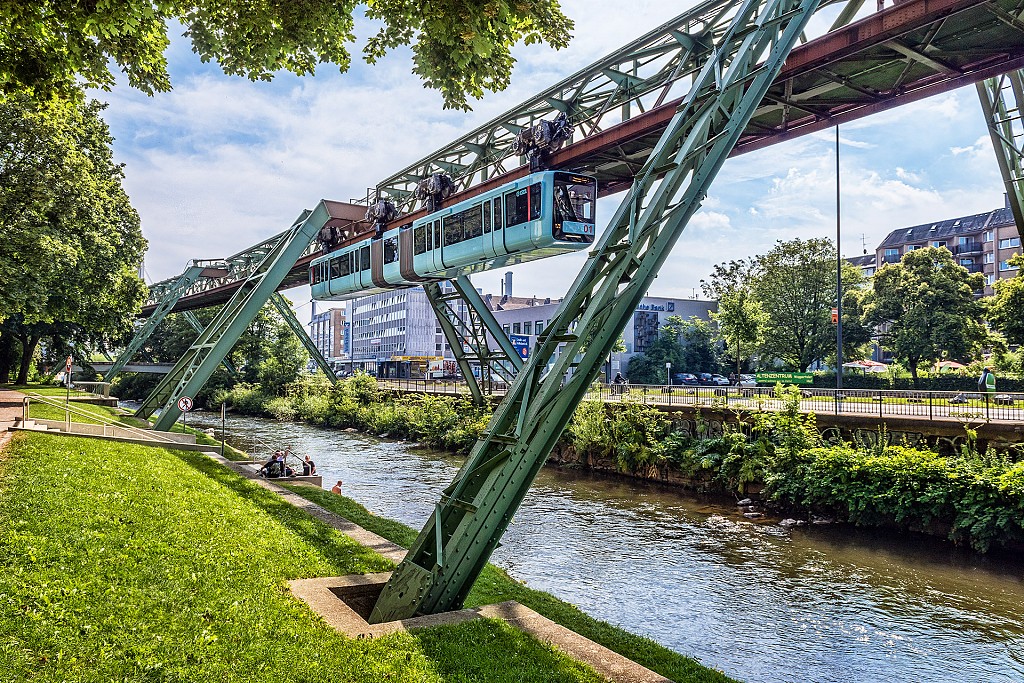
[23,393,185,444]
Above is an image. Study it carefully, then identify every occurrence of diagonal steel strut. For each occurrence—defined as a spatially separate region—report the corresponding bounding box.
[423,277,523,405]
[136,207,322,430]
[269,293,338,384]
[370,0,824,623]
[978,69,1024,230]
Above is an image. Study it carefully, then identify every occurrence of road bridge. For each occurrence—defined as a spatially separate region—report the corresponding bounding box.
[114,0,1024,623]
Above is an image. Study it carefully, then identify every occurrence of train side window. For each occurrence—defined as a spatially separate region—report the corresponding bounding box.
[434,220,441,250]
[529,183,541,221]
[426,221,433,251]
[383,236,399,264]
[414,226,427,255]
[443,214,462,246]
[360,246,370,270]
[505,188,527,226]
[482,200,491,233]
[463,206,482,240]
[339,253,351,277]
[493,197,503,230]
[330,257,342,279]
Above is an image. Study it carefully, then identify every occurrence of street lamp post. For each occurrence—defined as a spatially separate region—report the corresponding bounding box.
[666,362,672,387]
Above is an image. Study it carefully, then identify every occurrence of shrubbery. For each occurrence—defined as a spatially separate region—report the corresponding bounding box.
[218,373,490,454]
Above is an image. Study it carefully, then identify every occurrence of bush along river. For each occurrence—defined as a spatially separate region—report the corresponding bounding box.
[184,409,1024,683]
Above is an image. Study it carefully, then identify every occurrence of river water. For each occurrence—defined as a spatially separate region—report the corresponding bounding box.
[188,411,1024,683]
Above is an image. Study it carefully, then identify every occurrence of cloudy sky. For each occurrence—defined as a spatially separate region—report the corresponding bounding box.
[94,0,1008,319]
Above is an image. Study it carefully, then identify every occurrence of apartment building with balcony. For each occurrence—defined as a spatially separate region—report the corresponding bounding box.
[873,196,1020,295]
[308,307,348,361]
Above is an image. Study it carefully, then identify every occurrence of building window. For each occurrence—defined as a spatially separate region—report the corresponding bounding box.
[523,321,532,335]
[984,252,995,264]
[998,237,1021,249]
[1000,260,1020,272]
[884,248,899,262]
[536,320,544,334]
[906,245,919,251]
[512,322,521,334]
[502,324,510,336]
[984,230,994,242]
[932,240,946,248]
[986,274,997,285]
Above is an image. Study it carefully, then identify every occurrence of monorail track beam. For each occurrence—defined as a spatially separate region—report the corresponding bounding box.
[978,69,1024,230]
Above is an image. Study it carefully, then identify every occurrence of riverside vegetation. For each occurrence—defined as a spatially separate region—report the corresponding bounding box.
[214,374,1024,553]
[0,430,735,683]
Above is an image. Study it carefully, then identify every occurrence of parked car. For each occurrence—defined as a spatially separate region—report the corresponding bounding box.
[739,374,756,387]
[673,373,698,385]
[696,372,714,385]
[710,374,730,386]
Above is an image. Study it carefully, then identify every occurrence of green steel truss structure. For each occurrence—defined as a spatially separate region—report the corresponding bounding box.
[978,69,1024,229]
[136,206,326,431]
[369,0,823,622]
[269,292,338,384]
[422,277,523,405]
[181,311,239,377]
[103,263,225,382]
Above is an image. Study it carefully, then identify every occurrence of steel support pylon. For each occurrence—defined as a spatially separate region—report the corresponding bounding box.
[978,70,1024,230]
[269,293,338,384]
[369,0,823,623]
[136,206,323,430]
[181,311,239,377]
[103,265,207,382]
[422,277,523,404]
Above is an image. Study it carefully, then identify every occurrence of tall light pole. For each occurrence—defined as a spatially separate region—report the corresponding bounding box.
[835,125,844,391]
[666,361,672,387]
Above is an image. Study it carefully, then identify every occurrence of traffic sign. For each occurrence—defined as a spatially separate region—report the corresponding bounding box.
[65,355,73,374]
[177,396,194,412]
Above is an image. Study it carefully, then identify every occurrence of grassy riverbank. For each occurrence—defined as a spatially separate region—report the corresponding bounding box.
[0,431,735,683]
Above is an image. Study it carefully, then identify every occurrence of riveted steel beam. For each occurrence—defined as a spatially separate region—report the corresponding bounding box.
[370,0,822,623]
[978,69,1024,229]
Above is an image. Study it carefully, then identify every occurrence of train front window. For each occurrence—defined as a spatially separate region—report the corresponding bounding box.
[553,174,595,224]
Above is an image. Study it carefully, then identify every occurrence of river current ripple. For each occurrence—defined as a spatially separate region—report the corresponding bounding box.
[188,412,1024,683]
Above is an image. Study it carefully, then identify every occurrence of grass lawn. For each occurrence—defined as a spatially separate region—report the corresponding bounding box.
[282,485,737,683]
[0,432,611,683]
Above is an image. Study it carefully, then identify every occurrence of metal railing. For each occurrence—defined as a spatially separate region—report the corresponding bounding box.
[374,379,1024,422]
[22,393,184,443]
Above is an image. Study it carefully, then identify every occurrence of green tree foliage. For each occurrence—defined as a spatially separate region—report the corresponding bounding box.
[1,0,573,110]
[987,253,1024,346]
[712,287,765,376]
[626,315,719,383]
[751,238,860,372]
[863,246,987,383]
[0,94,146,383]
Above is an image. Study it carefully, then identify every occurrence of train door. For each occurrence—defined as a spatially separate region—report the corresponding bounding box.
[491,195,506,255]
[481,198,499,259]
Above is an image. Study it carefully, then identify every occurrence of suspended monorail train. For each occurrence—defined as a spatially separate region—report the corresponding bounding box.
[309,171,597,300]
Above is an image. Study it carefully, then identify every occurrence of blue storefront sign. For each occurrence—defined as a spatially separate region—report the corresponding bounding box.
[509,334,530,360]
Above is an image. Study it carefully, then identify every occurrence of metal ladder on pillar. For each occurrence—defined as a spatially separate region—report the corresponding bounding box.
[370,0,823,622]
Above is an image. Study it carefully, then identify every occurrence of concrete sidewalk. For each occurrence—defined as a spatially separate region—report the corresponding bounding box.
[0,388,26,450]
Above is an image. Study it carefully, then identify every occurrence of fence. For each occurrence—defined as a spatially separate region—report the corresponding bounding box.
[377,379,1024,422]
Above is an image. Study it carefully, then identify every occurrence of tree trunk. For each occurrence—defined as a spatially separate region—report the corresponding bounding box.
[0,332,13,384]
[908,359,919,388]
[16,332,41,385]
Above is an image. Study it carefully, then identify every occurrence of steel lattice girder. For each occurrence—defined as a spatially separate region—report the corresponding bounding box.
[422,277,523,405]
[978,69,1024,229]
[104,265,210,382]
[369,0,823,623]
[136,206,323,431]
[182,311,239,377]
[269,293,338,384]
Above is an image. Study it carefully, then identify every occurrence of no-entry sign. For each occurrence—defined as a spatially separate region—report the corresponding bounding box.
[177,396,194,412]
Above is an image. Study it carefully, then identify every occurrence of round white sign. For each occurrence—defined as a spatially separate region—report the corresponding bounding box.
[177,396,194,412]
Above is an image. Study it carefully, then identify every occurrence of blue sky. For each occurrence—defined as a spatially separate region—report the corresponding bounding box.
[94,0,1008,319]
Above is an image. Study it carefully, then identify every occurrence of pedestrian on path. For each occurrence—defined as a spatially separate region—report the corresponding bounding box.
[978,366,996,396]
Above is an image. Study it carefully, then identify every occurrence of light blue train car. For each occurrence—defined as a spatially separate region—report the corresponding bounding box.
[310,171,597,300]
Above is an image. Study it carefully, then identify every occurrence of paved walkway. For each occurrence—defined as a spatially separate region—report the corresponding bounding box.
[0,388,26,451]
